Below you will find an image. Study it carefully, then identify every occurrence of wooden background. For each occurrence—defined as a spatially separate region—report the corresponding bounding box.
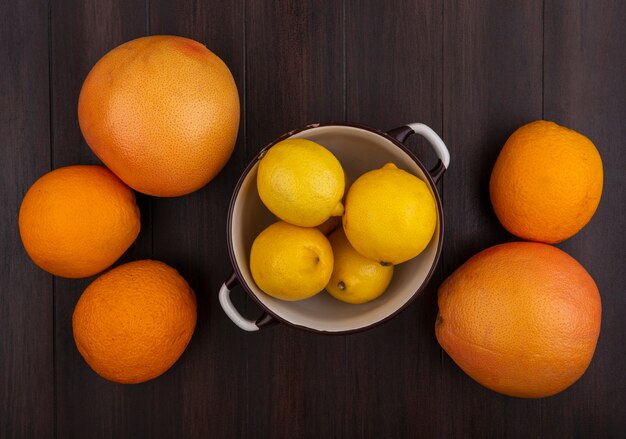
[1,1,625,437]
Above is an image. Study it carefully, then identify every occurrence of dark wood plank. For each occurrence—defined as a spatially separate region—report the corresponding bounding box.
[442,0,544,437]
[543,1,626,437]
[345,0,444,437]
[245,2,348,438]
[0,1,54,437]
[148,1,248,438]
[49,1,150,438]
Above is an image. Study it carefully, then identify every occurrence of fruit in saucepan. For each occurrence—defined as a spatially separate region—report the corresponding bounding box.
[250,221,334,300]
[257,139,345,227]
[343,163,436,265]
[326,228,393,304]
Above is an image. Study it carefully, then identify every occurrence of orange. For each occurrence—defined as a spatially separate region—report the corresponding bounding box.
[490,120,603,243]
[78,35,240,197]
[436,242,601,398]
[18,165,140,278]
[72,260,197,384]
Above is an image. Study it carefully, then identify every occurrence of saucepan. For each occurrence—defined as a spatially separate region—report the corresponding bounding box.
[219,121,450,334]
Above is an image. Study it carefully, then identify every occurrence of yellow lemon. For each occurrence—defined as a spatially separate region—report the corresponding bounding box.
[326,228,394,304]
[250,221,333,301]
[317,172,350,235]
[257,139,345,227]
[343,163,437,265]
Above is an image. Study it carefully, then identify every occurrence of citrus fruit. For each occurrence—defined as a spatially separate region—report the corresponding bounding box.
[18,165,140,278]
[78,35,240,197]
[326,228,393,304]
[343,163,437,265]
[436,242,601,398]
[250,221,333,301]
[490,120,603,243]
[317,173,349,235]
[73,260,196,384]
[257,139,345,227]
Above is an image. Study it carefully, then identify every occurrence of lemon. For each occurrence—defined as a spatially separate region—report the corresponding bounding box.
[326,228,394,304]
[317,172,350,235]
[250,221,333,301]
[343,163,437,265]
[257,139,345,227]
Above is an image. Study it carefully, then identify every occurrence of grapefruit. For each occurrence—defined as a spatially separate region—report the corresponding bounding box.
[78,35,240,197]
[436,242,601,398]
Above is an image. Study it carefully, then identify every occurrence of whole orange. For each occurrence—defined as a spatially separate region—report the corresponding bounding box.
[78,35,240,197]
[490,120,603,243]
[18,165,140,278]
[436,242,601,398]
[72,260,197,384]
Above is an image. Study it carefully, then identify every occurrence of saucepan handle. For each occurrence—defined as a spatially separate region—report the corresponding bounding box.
[386,123,450,183]
[219,271,276,331]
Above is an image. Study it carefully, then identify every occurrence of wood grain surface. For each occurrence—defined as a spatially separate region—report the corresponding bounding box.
[441,2,544,437]
[1,1,624,438]
[1,1,54,437]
